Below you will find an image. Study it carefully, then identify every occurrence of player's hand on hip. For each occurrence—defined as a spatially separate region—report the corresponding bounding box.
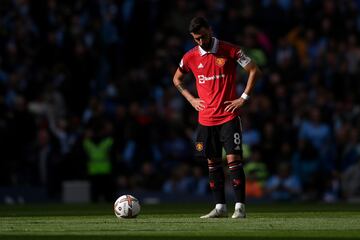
[190,98,205,111]
[224,98,245,113]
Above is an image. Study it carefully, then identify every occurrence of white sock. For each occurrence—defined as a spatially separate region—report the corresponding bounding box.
[235,202,245,210]
[215,203,227,211]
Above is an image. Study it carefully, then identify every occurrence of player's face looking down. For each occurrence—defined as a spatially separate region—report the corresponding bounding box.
[191,27,213,51]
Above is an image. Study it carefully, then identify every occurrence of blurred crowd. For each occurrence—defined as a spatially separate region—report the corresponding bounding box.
[1,0,360,203]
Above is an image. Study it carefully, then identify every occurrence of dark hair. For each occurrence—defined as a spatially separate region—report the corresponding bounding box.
[189,16,210,33]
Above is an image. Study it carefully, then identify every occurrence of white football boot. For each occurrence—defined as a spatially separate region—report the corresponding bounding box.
[232,203,246,219]
[200,204,227,218]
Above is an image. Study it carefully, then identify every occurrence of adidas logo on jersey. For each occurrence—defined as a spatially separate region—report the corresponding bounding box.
[198,63,204,69]
[234,145,241,150]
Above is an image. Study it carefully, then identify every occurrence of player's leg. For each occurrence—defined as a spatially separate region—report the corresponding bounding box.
[226,154,246,218]
[195,124,227,218]
[200,157,228,218]
[221,117,246,218]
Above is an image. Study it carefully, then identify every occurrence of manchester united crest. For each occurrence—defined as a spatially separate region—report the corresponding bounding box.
[215,57,226,67]
[195,142,204,152]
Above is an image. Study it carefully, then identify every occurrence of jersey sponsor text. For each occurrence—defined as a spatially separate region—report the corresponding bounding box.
[197,74,225,84]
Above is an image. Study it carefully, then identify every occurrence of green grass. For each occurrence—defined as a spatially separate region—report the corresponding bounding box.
[0,202,360,239]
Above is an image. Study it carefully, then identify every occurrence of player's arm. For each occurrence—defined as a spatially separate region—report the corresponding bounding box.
[242,61,261,98]
[173,68,205,111]
[224,61,261,113]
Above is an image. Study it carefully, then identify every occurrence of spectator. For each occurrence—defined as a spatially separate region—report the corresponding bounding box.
[265,162,302,201]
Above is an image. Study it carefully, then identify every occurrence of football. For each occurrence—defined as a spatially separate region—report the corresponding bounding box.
[114,194,141,219]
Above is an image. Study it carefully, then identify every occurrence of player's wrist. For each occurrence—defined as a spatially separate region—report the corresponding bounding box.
[240,93,250,101]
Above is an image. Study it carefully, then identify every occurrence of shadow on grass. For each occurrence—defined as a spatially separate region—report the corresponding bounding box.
[1,236,359,240]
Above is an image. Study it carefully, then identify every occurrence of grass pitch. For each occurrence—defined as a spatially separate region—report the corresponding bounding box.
[0,202,360,239]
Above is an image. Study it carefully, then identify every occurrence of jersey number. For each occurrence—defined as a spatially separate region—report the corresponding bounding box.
[234,133,241,145]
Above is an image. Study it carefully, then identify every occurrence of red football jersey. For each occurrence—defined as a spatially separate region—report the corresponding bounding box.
[179,38,251,126]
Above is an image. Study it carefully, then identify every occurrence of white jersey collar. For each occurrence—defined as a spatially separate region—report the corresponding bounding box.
[199,37,219,56]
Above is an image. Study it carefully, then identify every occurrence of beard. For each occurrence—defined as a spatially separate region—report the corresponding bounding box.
[200,38,213,51]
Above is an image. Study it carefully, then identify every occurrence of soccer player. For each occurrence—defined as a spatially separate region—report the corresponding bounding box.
[173,16,261,218]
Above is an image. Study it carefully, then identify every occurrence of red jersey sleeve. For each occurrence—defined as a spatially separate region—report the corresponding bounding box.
[227,44,251,68]
[178,53,191,73]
